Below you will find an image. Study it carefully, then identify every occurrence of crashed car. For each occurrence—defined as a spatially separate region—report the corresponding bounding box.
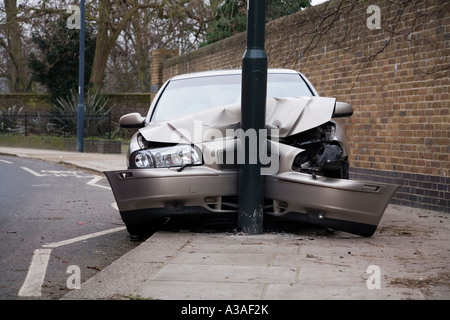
[105,69,399,237]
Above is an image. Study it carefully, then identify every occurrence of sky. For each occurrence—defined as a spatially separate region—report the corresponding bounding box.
[310,0,330,6]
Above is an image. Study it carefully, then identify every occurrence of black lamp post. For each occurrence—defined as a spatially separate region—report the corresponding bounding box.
[238,0,267,234]
[76,0,85,152]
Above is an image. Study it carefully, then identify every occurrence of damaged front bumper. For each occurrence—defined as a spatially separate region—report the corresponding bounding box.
[104,167,238,230]
[265,172,399,236]
[104,167,399,237]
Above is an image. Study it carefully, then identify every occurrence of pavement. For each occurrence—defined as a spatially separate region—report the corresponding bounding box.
[1,146,449,301]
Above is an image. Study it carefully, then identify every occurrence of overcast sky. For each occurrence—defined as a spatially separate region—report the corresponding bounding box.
[311,0,329,6]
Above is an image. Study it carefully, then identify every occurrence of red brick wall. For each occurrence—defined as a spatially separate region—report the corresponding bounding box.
[161,0,449,212]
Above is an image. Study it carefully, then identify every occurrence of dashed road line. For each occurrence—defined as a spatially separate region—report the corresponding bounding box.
[21,166,48,177]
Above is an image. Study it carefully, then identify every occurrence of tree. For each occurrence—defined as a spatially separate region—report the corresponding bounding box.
[203,0,247,45]
[0,0,30,92]
[27,17,96,103]
[1,0,222,93]
[89,0,165,89]
[266,0,311,21]
[203,0,311,46]
[92,0,220,92]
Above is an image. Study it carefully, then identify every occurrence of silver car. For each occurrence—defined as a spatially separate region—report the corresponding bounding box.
[105,69,399,238]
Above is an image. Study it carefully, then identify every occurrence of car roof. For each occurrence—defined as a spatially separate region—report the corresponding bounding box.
[170,68,300,81]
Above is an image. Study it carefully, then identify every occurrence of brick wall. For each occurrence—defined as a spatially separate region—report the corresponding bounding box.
[160,0,449,212]
[150,49,178,94]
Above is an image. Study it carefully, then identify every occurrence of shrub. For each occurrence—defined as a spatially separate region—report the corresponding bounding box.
[50,89,113,138]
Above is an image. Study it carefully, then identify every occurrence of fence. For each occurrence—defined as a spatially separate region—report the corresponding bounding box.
[0,111,113,139]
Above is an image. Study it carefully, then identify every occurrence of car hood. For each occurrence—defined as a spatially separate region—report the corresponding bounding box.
[140,97,336,144]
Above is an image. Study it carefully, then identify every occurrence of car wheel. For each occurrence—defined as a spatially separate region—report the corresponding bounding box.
[125,218,167,241]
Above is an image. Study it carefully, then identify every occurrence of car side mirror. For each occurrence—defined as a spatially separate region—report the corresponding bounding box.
[333,102,353,118]
[119,113,146,128]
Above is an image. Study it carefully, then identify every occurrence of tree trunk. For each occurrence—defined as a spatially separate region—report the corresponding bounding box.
[131,17,150,92]
[89,0,152,90]
[4,0,28,92]
[89,0,110,90]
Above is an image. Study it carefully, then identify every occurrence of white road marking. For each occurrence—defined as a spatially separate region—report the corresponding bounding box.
[42,226,126,248]
[32,184,51,187]
[21,166,111,190]
[40,170,90,177]
[21,167,48,177]
[18,164,119,297]
[19,226,126,297]
[0,159,13,164]
[86,175,111,190]
[18,249,53,297]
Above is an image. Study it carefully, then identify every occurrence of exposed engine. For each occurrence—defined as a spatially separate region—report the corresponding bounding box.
[285,122,349,179]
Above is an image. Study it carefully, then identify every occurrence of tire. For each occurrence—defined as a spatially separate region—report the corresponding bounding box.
[125,218,166,240]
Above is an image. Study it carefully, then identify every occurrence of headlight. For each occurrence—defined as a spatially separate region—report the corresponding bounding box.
[136,134,148,149]
[129,145,202,169]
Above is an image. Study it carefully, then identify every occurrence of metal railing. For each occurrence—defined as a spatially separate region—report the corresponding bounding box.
[0,111,113,139]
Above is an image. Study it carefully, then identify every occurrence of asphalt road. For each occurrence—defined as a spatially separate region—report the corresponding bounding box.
[0,155,140,300]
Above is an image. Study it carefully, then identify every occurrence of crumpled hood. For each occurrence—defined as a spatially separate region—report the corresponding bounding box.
[140,97,336,144]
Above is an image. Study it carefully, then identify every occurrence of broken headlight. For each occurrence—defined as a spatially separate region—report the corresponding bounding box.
[129,145,202,169]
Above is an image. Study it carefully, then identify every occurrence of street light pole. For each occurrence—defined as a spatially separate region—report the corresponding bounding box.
[238,0,267,234]
[76,0,85,152]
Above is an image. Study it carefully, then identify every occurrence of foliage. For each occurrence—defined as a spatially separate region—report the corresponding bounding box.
[27,18,96,104]
[202,0,311,46]
[265,0,311,21]
[3,1,221,93]
[203,0,248,45]
[51,89,113,138]
[27,113,52,136]
[0,105,23,133]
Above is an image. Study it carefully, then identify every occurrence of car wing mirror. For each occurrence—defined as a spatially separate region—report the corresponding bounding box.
[333,102,353,118]
[119,113,146,128]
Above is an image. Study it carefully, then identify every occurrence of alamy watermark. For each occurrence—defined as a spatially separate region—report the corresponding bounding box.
[66,5,81,30]
[67,5,382,31]
[367,5,381,30]
[366,265,381,289]
[170,121,280,175]
[66,265,81,290]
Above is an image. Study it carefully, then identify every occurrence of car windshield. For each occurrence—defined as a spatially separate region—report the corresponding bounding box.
[151,73,314,122]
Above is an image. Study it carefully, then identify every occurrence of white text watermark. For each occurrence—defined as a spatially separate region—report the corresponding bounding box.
[66,5,81,30]
[171,121,280,175]
[366,264,381,289]
[367,5,381,30]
